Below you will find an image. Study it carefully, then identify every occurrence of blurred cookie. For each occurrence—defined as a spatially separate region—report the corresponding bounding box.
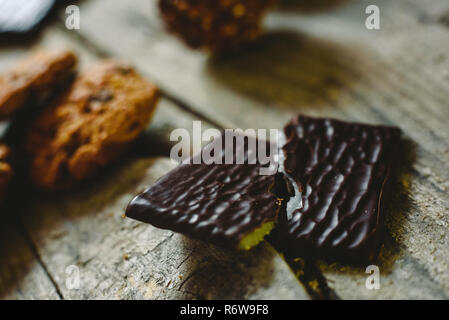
[159,0,277,52]
[0,144,13,202]
[24,60,160,191]
[0,49,77,119]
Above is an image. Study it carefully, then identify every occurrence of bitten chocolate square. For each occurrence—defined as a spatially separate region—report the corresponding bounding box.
[280,116,401,263]
[126,132,282,250]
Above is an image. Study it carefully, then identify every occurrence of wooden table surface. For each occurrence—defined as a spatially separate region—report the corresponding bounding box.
[1,0,448,300]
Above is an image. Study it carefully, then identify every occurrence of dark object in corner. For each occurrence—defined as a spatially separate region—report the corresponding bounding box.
[0,0,55,34]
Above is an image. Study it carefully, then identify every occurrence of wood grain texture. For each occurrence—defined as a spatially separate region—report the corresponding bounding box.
[0,31,65,300]
[1,0,448,299]
[0,216,61,300]
[0,26,309,299]
[57,0,449,299]
[20,157,308,299]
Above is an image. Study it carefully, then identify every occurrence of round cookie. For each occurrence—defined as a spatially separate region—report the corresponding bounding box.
[0,49,77,119]
[24,60,160,191]
[159,0,277,52]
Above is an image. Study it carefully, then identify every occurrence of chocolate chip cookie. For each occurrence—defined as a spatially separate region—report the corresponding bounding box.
[159,0,277,52]
[24,60,160,190]
[0,49,77,119]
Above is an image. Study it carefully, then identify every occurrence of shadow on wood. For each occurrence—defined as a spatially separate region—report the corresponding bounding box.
[0,214,34,298]
[277,0,353,14]
[206,30,361,114]
[9,155,305,299]
[175,237,277,299]
[0,195,60,298]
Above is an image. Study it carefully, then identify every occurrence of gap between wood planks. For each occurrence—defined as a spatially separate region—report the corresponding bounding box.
[15,219,64,299]
[51,19,337,300]
[53,0,449,299]
[54,0,449,298]
[2,0,447,300]
[0,25,308,300]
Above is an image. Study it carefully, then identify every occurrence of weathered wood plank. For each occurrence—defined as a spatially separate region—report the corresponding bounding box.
[21,156,308,299]
[63,0,449,299]
[0,216,61,300]
[0,34,63,301]
[0,26,310,299]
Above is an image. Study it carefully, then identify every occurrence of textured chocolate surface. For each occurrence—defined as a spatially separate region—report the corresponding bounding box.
[280,116,401,263]
[126,133,281,249]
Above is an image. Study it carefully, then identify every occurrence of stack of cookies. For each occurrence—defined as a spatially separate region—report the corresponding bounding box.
[0,49,160,202]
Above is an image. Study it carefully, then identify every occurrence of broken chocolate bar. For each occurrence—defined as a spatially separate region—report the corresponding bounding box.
[279,116,401,263]
[126,115,400,261]
[126,132,282,250]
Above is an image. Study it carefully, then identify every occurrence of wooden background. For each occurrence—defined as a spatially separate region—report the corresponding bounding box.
[1,0,448,299]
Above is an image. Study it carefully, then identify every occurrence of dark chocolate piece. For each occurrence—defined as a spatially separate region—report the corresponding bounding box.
[126,132,281,250]
[280,116,400,263]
